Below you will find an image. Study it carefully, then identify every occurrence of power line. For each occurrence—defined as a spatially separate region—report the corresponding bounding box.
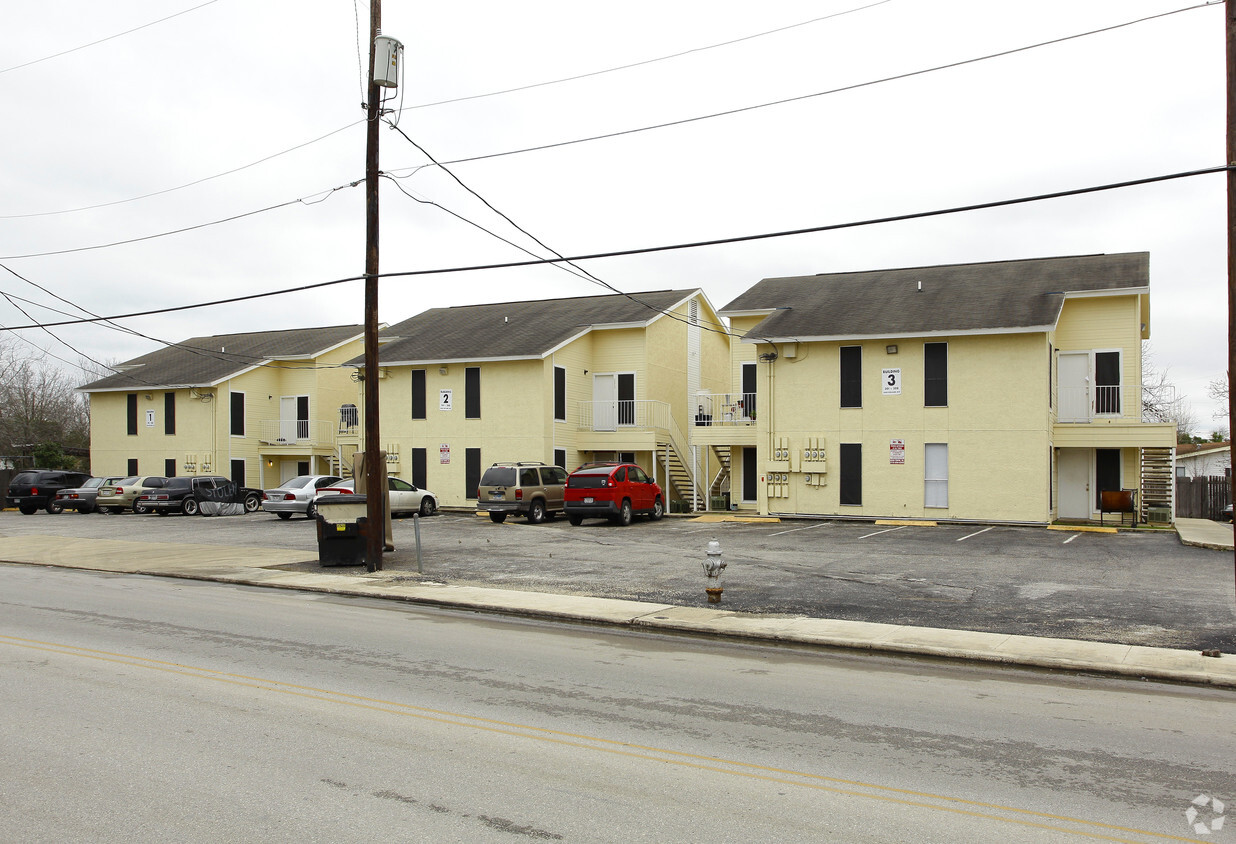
[3,164,1225,332]
[390,2,1214,173]
[402,1,891,111]
[0,0,224,75]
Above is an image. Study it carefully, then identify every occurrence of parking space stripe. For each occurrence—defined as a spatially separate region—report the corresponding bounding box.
[1063,534,1080,544]
[768,523,831,537]
[957,527,993,542]
[858,525,908,539]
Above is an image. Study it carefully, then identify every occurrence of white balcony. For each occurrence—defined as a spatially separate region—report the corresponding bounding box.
[692,392,757,427]
[256,419,336,447]
[1056,384,1173,423]
[578,399,677,433]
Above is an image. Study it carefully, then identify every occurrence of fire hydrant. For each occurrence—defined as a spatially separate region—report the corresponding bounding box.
[702,539,726,603]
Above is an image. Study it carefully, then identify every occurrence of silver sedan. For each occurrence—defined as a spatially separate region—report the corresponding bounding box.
[260,475,343,519]
[313,477,438,516]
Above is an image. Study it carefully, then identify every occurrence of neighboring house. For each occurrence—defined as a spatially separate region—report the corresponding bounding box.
[1175,442,1231,479]
[344,290,730,509]
[716,252,1177,523]
[79,325,365,489]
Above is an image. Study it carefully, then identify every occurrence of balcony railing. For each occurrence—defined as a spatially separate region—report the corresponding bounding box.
[578,399,679,433]
[1056,384,1173,423]
[256,419,336,447]
[692,392,757,426]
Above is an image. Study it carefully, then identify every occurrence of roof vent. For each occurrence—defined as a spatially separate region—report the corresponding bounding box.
[916,281,922,293]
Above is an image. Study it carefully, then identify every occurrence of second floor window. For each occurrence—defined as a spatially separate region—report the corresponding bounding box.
[554,366,566,422]
[230,391,245,436]
[164,392,176,435]
[840,346,861,408]
[411,369,426,419]
[924,343,947,407]
[126,393,138,435]
[465,367,481,419]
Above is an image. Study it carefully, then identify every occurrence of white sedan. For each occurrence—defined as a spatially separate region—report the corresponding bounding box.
[261,475,344,520]
[313,477,438,517]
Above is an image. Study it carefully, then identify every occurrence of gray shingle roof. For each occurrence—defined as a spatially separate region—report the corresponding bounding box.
[720,253,1149,341]
[78,325,364,391]
[363,290,699,365]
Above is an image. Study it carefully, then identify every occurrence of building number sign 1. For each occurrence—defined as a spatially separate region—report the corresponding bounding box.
[145,409,156,427]
[882,368,901,395]
[440,389,453,411]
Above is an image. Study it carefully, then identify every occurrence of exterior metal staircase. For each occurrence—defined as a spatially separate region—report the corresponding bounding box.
[1139,446,1174,522]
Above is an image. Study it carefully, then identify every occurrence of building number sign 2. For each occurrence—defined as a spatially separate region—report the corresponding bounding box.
[440,389,453,411]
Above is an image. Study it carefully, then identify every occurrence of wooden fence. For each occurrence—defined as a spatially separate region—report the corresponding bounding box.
[1175,475,1231,520]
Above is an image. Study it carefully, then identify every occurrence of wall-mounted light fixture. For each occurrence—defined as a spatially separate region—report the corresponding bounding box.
[886,345,898,354]
[265,458,274,469]
[144,394,152,400]
[439,366,448,376]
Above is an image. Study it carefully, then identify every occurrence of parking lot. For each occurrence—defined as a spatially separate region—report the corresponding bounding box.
[2,507,1234,651]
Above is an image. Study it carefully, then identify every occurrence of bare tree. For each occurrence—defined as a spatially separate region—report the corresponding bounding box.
[1207,372,1229,418]
[0,338,91,463]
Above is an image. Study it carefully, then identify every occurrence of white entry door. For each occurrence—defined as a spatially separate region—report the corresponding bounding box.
[1057,352,1090,422]
[593,374,617,432]
[1058,448,1090,519]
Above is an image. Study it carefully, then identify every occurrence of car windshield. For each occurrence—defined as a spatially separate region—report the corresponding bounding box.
[480,467,517,486]
[569,471,611,489]
[281,477,312,489]
[83,478,106,489]
[114,477,139,486]
[167,478,192,489]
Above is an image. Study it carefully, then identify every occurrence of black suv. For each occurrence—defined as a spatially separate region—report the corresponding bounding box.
[6,469,91,514]
[137,476,263,515]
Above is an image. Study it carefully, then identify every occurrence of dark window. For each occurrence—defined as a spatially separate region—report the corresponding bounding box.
[520,467,539,486]
[840,346,862,408]
[127,458,139,476]
[164,458,176,478]
[554,366,566,422]
[1095,351,1121,414]
[741,362,757,419]
[924,343,948,407]
[839,444,862,506]
[542,466,568,484]
[465,367,480,419]
[554,448,566,469]
[412,448,427,489]
[618,373,635,425]
[230,392,245,436]
[230,459,245,486]
[411,370,426,419]
[127,393,138,436]
[1095,449,1121,508]
[297,396,310,439]
[742,447,757,501]
[297,461,309,476]
[164,392,176,435]
[465,448,481,499]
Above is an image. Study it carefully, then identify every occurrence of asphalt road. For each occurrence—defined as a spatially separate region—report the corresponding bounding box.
[4,508,1235,651]
[3,566,1232,842]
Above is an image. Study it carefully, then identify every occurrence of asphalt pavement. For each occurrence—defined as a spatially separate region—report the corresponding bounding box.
[0,509,1233,688]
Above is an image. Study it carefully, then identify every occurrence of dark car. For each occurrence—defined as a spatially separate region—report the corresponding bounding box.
[53,476,123,514]
[564,463,664,526]
[6,469,91,514]
[137,476,263,515]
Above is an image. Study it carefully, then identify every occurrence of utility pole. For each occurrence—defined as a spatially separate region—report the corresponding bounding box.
[363,0,383,572]
[1227,0,1235,602]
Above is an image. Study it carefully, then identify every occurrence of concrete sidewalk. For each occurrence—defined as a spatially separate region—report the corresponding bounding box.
[1,531,1233,690]
[1175,517,1235,551]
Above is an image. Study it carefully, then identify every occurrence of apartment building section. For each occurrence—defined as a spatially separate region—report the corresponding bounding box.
[719,252,1176,524]
[348,289,729,509]
[80,325,365,489]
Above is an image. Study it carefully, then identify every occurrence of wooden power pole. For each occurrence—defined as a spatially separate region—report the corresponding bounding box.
[363,0,383,572]
[1227,0,1235,600]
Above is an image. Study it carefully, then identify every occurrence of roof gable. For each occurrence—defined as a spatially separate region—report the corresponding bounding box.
[720,253,1149,341]
[79,324,365,391]
[366,289,701,365]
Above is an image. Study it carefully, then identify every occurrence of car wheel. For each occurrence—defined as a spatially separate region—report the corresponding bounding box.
[490,512,507,524]
[46,500,63,514]
[306,502,317,520]
[82,504,96,515]
[244,493,261,513]
[182,499,199,516]
[568,515,583,526]
[18,505,37,515]
[612,499,633,527]
[276,512,292,520]
[527,499,545,524]
[651,497,664,521]
[419,497,436,517]
[133,501,150,515]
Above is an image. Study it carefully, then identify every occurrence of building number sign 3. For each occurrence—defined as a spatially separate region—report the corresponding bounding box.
[882,368,901,395]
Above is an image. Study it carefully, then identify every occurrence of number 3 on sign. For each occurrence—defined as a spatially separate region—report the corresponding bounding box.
[882,368,901,395]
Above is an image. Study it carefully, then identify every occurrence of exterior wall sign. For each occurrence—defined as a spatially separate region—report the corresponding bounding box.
[145,409,156,427]
[882,368,901,395]
[440,443,450,464]
[890,439,905,464]
[440,389,453,411]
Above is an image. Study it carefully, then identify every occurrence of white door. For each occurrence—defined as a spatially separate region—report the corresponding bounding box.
[279,397,298,441]
[593,374,617,432]
[1058,449,1090,519]
[1057,353,1090,422]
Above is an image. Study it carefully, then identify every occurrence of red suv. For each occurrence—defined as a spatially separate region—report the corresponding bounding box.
[564,463,664,526]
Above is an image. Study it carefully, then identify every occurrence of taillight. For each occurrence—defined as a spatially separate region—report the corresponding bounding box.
[31,487,39,495]
[115,487,124,493]
[283,493,295,500]
[515,489,523,500]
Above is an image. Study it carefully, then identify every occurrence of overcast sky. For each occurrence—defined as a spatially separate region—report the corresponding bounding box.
[1,0,1228,428]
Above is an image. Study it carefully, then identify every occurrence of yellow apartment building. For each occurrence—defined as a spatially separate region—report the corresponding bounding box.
[343,290,730,509]
[80,325,365,488]
[714,252,1177,523]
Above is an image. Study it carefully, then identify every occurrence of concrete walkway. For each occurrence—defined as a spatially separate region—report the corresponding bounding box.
[1175,516,1235,551]
[1,531,1233,690]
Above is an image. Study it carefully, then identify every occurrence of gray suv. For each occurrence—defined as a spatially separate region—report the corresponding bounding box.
[477,461,569,524]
